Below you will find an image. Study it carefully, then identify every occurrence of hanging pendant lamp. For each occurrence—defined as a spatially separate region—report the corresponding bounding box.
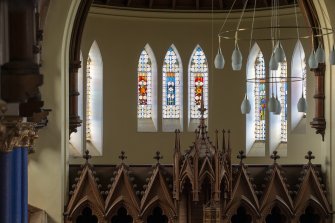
[215,47,225,69]
[297,93,307,113]
[232,43,242,71]
[274,42,286,63]
[308,50,318,69]
[269,52,279,70]
[315,44,325,63]
[241,94,251,114]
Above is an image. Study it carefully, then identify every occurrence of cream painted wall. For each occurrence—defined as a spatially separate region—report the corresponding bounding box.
[28,0,79,222]
[72,6,324,166]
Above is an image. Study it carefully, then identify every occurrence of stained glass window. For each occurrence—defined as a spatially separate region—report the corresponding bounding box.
[163,47,180,118]
[137,49,152,119]
[279,62,288,142]
[302,61,307,117]
[86,56,92,141]
[189,46,208,119]
[254,51,266,141]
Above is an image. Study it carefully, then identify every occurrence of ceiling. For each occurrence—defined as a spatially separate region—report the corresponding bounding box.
[93,0,296,11]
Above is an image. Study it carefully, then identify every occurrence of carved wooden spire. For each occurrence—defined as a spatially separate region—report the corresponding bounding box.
[270,151,280,164]
[305,151,315,164]
[83,150,91,164]
[118,150,127,163]
[237,150,246,165]
[153,151,163,164]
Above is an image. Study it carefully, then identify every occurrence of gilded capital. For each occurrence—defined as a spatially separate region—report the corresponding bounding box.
[0,119,38,153]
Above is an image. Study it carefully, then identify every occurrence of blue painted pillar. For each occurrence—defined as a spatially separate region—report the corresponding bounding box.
[0,147,28,223]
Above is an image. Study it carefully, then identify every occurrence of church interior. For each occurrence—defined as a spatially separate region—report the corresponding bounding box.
[1,0,335,222]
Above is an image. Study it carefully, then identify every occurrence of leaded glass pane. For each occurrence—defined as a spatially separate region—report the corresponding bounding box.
[254,51,266,141]
[163,47,181,118]
[86,56,92,141]
[137,49,152,118]
[279,62,288,142]
[302,61,307,117]
[189,46,208,119]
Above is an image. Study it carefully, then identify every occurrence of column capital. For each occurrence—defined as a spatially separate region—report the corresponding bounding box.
[0,118,38,152]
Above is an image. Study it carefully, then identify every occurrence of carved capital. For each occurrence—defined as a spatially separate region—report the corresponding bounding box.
[0,119,38,153]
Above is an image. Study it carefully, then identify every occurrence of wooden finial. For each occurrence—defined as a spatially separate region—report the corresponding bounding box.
[270,151,280,163]
[153,151,163,164]
[83,150,91,163]
[305,151,315,163]
[237,150,246,164]
[118,151,127,163]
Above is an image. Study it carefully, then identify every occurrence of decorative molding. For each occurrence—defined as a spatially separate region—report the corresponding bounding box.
[0,119,38,152]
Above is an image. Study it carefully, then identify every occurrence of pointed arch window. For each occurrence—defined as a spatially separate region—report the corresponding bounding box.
[254,51,266,142]
[85,41,103,155]
[291,40,307,132]
[279,61,288,142]
[138,49,152,119]
[137,44,157,132]
[162,45,183,131]
[70,41,103,157]
[246,44,266,156]
[269,58,287,155]
[188,45,208,130]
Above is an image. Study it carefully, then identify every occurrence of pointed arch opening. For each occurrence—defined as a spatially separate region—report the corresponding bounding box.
[269,52,287,156]
[265,206,287,223]
[76,207,98,223]
[147,206,168,223]
[188,45,209,131]
[86,41,103,155]
[291,40,307,133]
[111,207,133,223]
[231,206,252,223]
[137,44,158,132]
[246,43,265,156]
[162,44,183,132]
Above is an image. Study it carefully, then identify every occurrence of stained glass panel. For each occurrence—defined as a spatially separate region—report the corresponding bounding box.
[163,47,180,118]
[86,56,92,141]
[189,46,208,119]
[254,51,266,141]
[279,62,288,142]
[302,61,307,117]
[137,49,152,118]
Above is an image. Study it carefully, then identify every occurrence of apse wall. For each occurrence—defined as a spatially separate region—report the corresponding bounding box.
[72,6,322,165]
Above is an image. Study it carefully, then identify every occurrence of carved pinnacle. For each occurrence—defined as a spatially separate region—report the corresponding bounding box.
[83,150,91,163]
[119,150,127,163]
[270,151,280,163]
[237,150,246,164]
[305,151,315,164]
[153,151,163,163]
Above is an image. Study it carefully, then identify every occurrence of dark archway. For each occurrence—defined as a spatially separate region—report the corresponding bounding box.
[299,206,320,223]
[231,206,252,223]
[111,207,133,223]
[265,206,287,223]
[147,207,168,223]
[76,207,98,223]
